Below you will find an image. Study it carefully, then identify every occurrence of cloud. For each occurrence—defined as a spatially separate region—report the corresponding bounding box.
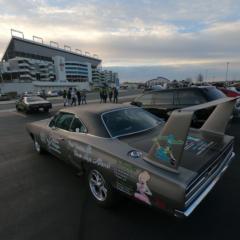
[0,0,240,81]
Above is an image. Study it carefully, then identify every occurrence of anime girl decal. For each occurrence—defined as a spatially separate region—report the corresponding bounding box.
[149,134,183,166]
[134,171,152,205]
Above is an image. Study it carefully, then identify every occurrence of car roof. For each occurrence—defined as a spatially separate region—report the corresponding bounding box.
[59,104,136,138]
[150,86,215,92]
[60,103,127,115]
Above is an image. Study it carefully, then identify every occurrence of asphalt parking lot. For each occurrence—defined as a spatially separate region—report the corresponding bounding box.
[0,101,240,240]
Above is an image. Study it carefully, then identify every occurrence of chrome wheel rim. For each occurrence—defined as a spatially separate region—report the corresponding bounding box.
[34,139,41,153]
[89,170,107,201]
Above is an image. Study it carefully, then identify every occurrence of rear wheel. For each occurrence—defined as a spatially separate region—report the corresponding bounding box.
[88,169,116,207]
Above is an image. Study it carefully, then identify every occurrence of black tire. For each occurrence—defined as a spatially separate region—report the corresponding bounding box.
[87,168,117,208]
[25,107,30,114]
[16,106,20,111]
[34,137,43,154]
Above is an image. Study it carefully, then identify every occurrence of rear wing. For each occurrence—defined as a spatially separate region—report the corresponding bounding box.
[145,97,237,173]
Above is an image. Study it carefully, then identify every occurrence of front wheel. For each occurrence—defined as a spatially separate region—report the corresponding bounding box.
[34,137,43,154]
[88,169,116,207]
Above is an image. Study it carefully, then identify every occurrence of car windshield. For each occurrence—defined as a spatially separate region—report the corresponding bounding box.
[102,107,162,138]
[203,87,226,100]
[26,96,44,102]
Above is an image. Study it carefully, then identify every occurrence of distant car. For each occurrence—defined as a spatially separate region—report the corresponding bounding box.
[26,100,236,217]
[228,86,240,94]
[23,91,35,97]
[47,90,59,97]
[144,85,165,92]
[16,96,52,113]
[131,86,239,125]
[218,87,240,97]
[0,93,10,101]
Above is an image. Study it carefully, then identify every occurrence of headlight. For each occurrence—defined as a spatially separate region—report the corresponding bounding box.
[128,150,142,159]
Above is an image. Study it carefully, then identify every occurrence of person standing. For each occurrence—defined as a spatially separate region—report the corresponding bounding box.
[71,88,77,106]
[108,88,113,102]
[67,88,72,106]
[81,91,87,104]
[76,89,81,105]
[103,88,108,103]
[41,90,47,100]
[113,87,118,103]
[63,89,67,106]
[99,88,103,103]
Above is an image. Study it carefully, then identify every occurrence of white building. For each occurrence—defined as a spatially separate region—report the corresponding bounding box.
[145,76,170,88]
[92,69,119,88]
[0,34,120,94]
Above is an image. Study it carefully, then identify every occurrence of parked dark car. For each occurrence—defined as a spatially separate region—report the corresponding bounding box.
[16,96,52,113]
[131,86,234,126]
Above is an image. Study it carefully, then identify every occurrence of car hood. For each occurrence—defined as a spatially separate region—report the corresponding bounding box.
[120,127,234,174]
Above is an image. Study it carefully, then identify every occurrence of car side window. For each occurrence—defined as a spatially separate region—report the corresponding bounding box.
[49,112,61,127]
[153,92,173,105]
[54,113,74,130]
[69,117,87,133]
[135,93,153,105]
[178,90,206,105]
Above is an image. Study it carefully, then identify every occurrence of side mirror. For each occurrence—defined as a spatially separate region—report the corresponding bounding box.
[51,126,57,130]
[131,101,142,107]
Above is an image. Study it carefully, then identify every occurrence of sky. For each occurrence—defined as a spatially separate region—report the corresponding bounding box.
[0,0,240,82]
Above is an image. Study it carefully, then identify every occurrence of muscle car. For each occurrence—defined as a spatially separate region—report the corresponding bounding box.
[26,98,236,217]
[16,96,52,113]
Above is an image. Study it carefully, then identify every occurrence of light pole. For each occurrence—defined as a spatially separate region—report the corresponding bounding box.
[226,62,229,83]
[0,61,4,94]
[205,69,208,82]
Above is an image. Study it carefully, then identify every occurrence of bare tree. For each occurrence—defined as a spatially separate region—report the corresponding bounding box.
[197,74,203,83]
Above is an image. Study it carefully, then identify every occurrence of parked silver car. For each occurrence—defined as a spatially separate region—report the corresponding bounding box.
[26,99,236,217]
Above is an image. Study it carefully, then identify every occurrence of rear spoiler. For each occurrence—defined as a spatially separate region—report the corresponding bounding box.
[145,97,238,173]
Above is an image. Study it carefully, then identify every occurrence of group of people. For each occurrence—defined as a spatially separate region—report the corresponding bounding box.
[63,88,87,107]
[99,87,119,103]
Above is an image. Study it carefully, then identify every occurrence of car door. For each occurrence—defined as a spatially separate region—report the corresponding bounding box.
[47,112,74,161]
[66,116,88,167]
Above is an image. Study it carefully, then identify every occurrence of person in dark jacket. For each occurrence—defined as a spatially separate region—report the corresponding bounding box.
[113,87,118,103]
[100,88,103,103]
[81,91,87,104]
[76,90,81,105]
[67,88,72,106]
[63,89,67,106]
[103,88,107,103]
[108,88,113,102]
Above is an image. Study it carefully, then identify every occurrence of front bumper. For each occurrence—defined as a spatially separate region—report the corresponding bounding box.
[174,151,235,218]
[29,104,52,111]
